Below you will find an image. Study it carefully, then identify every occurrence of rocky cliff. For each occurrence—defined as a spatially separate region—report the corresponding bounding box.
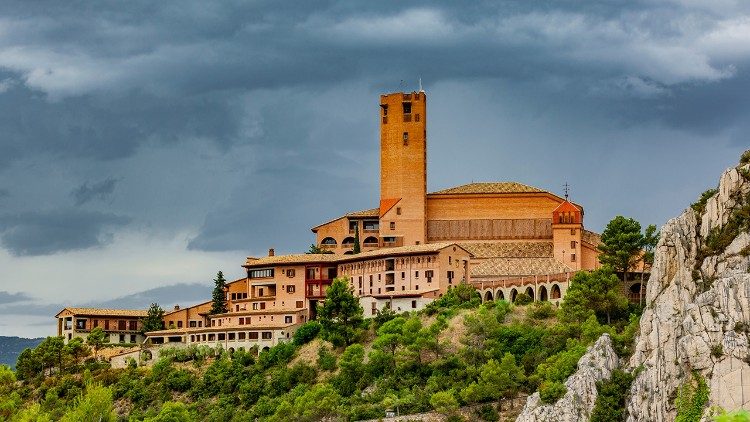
[516,334,619,422]
[626,157,750,421]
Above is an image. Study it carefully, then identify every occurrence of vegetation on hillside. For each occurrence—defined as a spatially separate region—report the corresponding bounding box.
[3,271,644,421]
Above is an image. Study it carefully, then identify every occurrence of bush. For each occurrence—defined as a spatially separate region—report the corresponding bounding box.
[714,409,750,422]
[528,302,556,319]
[539,381,566,404]
[430,391,459,414]
[590,369,634,422]
[317,346,337,371]
[741,150,750,165]
[515,293,533,305]
[691,188,718,215]
[475,403,499,421]
[293,321,322,346]
[675,372,709,422]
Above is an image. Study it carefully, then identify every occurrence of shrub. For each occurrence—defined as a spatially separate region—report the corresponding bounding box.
[741,150,750,165]
[514,293,533,305]
[528,302,556,319]
[538,381,566,404]
[317,346,337,371]
[675,372,709,422]
[691,188,718,215]
[711,344,723,358]
[714,409,750,422]
[429,391,459,414]
[475,404,499,421]
[165,369,194,392]
[293,321,322,346]
[590,369,634,422]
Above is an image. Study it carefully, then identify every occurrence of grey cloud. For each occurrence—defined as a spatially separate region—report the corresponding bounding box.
[0,210,130,256]
[0,283,211,318]
[0,189,8,199]
[71,178,119,206]
[0,291,32,305]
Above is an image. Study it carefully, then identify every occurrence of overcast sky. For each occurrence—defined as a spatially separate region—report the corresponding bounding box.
[0,1,748,337]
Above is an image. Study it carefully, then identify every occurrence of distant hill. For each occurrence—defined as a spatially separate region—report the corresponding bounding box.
[0,336,44,368]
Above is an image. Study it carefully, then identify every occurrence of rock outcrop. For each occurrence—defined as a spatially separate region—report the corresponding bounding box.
[626,159,750,421]
[516,334,619,422]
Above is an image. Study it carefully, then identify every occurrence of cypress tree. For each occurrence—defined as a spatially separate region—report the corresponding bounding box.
[353,226,361,254]
[210,271,228,315]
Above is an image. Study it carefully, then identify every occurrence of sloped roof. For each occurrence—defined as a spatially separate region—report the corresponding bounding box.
[379,198,401,218]
[55,307,148,318]
[338,242,471,262]
[552,200,582,213]
[244,253,341,267]
[429,182,546,195]
[458,242,554,259]
[346,208,380,218]
[471,257,572,278]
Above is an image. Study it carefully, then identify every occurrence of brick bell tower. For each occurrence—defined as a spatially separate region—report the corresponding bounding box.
[378,90,427,247]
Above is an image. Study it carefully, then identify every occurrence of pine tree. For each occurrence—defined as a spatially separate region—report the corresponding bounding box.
[141,303,164,334]
[353,226,361,254]
[210,271,228,315]
[318,277,364,346]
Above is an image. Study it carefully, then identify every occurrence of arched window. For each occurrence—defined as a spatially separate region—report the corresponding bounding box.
[321,237,337,245]
[363,236,378,246]
[342,237,355,246]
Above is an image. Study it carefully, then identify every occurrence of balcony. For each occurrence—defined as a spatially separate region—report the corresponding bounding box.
[305,280,331,298]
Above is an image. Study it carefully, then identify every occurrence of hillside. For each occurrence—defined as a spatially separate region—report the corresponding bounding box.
[0,279,641,421]
[0,336,43,368]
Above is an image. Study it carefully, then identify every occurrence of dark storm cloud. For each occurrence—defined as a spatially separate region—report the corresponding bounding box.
[0,210,130,256]
[0,0,747,257]
[71,178,119,206]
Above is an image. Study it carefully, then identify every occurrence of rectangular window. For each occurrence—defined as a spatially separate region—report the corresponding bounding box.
[571,253,577,262]
[425,270,433,281]
[130,334,136,343]
[296,300,304,308]
[249,332,258,340]
[190,335,195,342]
[177,321,183,329]
[118,320,126,331]
[390,222,395,230]
[286,285,295,293]
[75,319,87,330]
[228,333,235,341]
[248,268,274,278]
[363,220,379,231]
[449,256,452,265]
[218,333,225,341]
[401,272,405,279]
[412,300,417,309]
[239,317,244,325]
[231,293,237,300]
[285,316,293,324]
[402,102,412,114]
[415,271,419,278]
[403,132,408,145]
[238,332,246,340]
[119,334,125,343]
[571,241,577,249]
[396,207,401,215]
[349,220,358,232]
[252,302,258,310]
[208,334,215,341]
[105,320,110,330]
[415,285,419,290]
[447,271,454,283]
[189,321,197,328]
[262,332,272,340]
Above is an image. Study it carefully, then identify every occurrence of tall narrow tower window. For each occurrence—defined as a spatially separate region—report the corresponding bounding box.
[402,102,412,114]
[403,132,408,145]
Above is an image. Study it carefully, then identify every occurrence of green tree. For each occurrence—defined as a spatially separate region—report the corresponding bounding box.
[87,327,109,359]
[142,303,165,333]
[15,348,42,381]
[560,267,628,324]
[333,344,365,395]
[318,277,363,346]
[598,216,648,280]
[307,244,334,254]
[210,271,228,315]
[146,402,193,422]
[461,353,524,405]
[60,383,116,422]
[36,336,65,374]
[353,226,361,254]
[293,321,322,345]
[430,391,459,415]
[714,410,750,422]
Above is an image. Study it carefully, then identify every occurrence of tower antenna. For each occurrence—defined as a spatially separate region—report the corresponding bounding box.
[419,77,424,93]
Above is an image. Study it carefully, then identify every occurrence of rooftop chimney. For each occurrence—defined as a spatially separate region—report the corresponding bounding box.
[268,248,275,257]
[174,305,180,311]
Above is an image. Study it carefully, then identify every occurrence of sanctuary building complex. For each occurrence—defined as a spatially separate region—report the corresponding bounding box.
[56,90,608,355]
